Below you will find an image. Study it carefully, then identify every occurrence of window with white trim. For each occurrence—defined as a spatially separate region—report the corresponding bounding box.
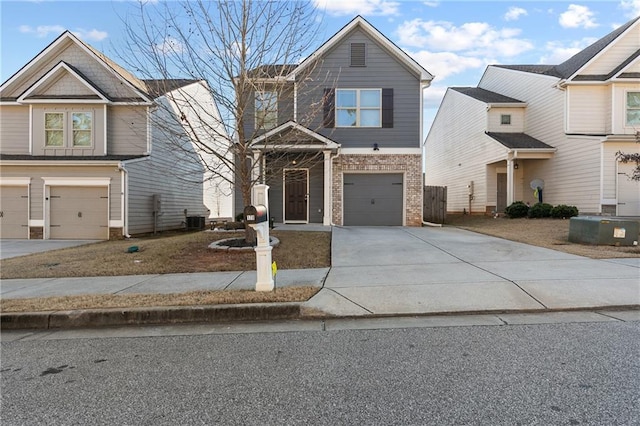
[335,89,381,127]
[500,114,511,125]
[44,111,93,148]
[255,91,278,129]
[626,92,640,126]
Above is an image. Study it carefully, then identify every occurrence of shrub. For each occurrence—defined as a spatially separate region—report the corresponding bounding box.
[235,212,244,222]
[551,204,579,218]
[505,201,529,218]
[528,202,553,218]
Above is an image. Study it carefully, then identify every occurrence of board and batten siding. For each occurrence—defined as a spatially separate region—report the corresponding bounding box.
[31,105,106,156]
[424,89,505,213]
[581,24,640,75]
[0,164,121,223]
[297,27,421,149]
[107,106,149,155]
[0,106,30,154]
[566,86,608,134]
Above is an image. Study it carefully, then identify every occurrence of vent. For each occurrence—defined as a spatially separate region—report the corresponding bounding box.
[350,43,366,67]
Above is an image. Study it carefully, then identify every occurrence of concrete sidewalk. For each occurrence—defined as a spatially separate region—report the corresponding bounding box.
[1,226,639,329]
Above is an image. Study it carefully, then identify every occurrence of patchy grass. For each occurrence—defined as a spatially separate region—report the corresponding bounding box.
[0,230,331,279]
[0,286,320,313]
[445,215,640,259]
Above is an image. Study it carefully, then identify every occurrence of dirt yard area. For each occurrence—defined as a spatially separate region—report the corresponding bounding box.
[445,215,640,259]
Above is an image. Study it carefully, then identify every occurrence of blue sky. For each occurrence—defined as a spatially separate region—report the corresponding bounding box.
[2,0,639,130]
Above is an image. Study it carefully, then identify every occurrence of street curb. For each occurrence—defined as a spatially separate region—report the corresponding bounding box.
[1,302,302,330]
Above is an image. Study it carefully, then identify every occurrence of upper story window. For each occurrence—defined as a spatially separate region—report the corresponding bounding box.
[44,111,93,147]
[255,91,278,129]
[501,114,511,125]
[350,43,366,67]
[626,92,640,126]
[336,89,381,127]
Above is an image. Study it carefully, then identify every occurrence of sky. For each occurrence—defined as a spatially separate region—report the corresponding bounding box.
[1,0,639,132]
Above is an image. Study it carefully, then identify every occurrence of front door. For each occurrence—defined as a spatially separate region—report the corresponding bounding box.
[497,173,507,212]
[284,169,308,222]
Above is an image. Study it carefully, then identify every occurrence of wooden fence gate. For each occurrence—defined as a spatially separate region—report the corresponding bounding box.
[423,186,447,224]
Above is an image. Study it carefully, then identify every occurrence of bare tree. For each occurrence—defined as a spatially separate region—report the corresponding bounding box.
[616,131,640,181]
[116,0,327,242]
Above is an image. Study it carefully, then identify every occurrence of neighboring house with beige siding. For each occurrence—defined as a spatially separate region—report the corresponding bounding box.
[425,16,640,217]
[0,31,231,240]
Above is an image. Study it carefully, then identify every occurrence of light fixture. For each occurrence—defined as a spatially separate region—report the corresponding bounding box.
[292,159,297,165]
[373,143,379,151]
[514,162,519,169]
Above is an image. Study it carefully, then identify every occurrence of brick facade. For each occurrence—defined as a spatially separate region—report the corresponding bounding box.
[331,154,423,226]
[109,227,124,240]
[29,226,43,239]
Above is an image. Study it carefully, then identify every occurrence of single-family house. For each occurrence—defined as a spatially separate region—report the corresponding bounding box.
[425,16,640,217]
[0,31,232,239]
[237,16,433,226]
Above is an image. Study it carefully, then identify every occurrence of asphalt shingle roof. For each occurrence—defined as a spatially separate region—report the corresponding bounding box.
[451,87,525,104]
[143,79,201,99]
[486,132,555,150]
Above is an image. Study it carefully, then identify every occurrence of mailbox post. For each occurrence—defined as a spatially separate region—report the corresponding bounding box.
[244,204,273,292]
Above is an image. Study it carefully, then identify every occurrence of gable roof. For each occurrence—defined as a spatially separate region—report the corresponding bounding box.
[143,79,201,98]
[250,120,340,150]
[287,15,433,83]
[451,87,526,105]
[494,16,640,80]
[0,31,153,103]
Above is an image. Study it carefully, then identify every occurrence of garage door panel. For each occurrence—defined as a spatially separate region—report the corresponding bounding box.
[0,186,29,239]
[50,186,108,239]
[344,174,403,226]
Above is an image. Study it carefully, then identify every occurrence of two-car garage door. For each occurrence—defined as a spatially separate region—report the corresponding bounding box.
[49,186,108,239]
[343,173,403,226]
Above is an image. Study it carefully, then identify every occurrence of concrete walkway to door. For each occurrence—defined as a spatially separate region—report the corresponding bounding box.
[303,226,640,316]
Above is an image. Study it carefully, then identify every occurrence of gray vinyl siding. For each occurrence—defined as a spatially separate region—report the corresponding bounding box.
[124,104,208,235]
[297,28,421,148]
[243,82,295,140]
[108,106,149,155]
[0,164,121,222]
[0,106,29,154]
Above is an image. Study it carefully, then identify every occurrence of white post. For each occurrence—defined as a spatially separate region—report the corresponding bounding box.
[323,150,332,226]
[506,159,515,206]
[248,221,274,291]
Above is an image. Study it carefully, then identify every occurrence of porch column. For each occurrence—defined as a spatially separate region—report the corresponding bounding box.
[323,150,332,226]
[506,159,515,206]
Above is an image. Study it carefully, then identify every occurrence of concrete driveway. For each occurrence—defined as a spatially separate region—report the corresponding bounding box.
[0,240,100,260]
[304,226,640,316]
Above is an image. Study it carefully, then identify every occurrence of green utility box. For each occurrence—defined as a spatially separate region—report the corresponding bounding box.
[568,216,639,246]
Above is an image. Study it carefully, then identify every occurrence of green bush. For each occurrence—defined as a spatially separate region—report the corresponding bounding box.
[528,203,553,218]
[505,201,530,218]
[235,212,244,222]
[551,204,579,218]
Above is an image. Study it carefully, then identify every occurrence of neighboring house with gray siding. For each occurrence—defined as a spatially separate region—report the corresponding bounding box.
[425,16,640,217]
[0,31,231,240]
[238,16,433,226]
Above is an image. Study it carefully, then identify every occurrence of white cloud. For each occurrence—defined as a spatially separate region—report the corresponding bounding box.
[408,50,488,81]
[539,37,598,64]
[423,1,439,7]
[504,7,527,21]
[396,19,533,57]
[154,37,184,55]
[313,0,400,16]
[423,84,447,109]
[559,4,598,29]
[620,0,640,18]
[19,25,108,41]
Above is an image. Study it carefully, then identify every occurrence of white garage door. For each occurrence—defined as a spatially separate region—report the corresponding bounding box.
[343,174,403,226]
[50,186,108,239]
[0,186,28,239]
[618,163,640,216]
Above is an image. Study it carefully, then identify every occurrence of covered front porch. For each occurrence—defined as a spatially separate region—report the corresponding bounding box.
[249,121,340,225]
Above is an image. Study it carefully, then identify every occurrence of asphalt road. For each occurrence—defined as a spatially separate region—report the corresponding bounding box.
[2,320,639,425]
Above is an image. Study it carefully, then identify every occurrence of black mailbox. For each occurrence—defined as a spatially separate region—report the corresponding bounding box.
[244,205,268,224]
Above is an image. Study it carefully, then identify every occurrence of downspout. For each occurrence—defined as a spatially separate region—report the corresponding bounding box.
[118,162,130,238]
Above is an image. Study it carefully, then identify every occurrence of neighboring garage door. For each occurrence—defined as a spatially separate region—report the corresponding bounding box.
[618,163,640,216]
[343,173,403,226]
[0,186,28,239]
[50,186,108,239]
